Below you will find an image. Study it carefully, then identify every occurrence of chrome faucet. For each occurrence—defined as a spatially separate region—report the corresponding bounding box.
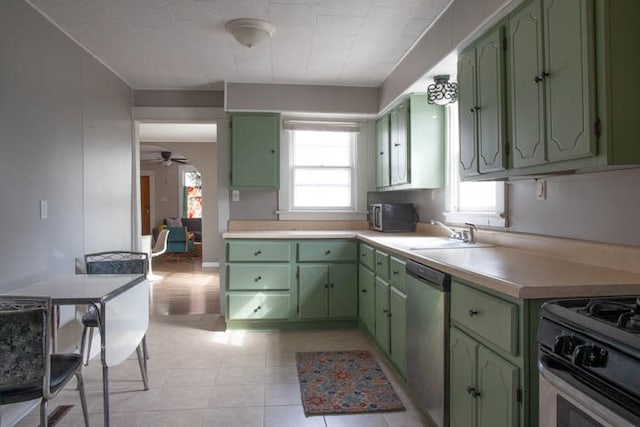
[464,222,477,244]
[430,220,462,240]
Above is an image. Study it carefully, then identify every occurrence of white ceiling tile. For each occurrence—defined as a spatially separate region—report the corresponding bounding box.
[28,0,452,89]
[317,0,372,16]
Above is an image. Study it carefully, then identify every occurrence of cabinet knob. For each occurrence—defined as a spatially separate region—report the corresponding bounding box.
[379,151,385,155]
[466,386,481,398]
[469,106,480,114]
[376,261,382,265]
[324,284,329,289]
[330,283,334,288]
[362,289,367,293]
[392,270,399,275]
[383,309,388,313]
[393,143,401,147]
[270,149,276,154]
[254,276,262,282]
[534,72,549,84]
[324,250,331,255]
[253,305,262,313]
[254,250,262,256]
[468,309,479,317]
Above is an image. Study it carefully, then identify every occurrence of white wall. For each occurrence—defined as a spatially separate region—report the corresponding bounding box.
[0,0,134,291]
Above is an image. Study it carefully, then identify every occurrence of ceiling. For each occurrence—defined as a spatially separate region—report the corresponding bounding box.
[28,0,453,90]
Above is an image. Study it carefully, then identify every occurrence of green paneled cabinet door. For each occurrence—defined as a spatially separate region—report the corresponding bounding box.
[509,0,595,168]
[376,116,391,188]
[476,27,507,173]
[389,100,409,186]
[298,264,357,319]
[450,327,520,427]
[458,47,479,177]
[477,347,519,427]
[230,113,280,189]
[358,265,375,334]
[298,265,329,319]
[375,278,390,354]
[450,327,478,427]
[389,287,407,376]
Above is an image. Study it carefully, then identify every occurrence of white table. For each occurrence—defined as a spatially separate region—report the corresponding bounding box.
[5,274,149,427]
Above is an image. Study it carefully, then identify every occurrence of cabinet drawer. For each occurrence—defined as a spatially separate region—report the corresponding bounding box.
[297,240,357,262]
[375,250,390,280]
[389,256,407,292]
[227,292,290,320]
[227,241,291,262]
[359,243,375,270]
[227,264,291,290]
[451,282,519,356]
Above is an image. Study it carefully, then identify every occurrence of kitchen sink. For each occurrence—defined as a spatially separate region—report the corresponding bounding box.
[383,236,493,250]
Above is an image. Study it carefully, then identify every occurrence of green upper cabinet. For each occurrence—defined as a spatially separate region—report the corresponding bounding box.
[376,115,391,188]
[375,94,445,190]
[229,113,280,190]
[458,26,507,177]
[509,0,596,168]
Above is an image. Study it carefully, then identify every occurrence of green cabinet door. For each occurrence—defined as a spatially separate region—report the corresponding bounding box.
[450,327,478,427]
[376,115,391,188]
[375,278,390,354]
[389,287,407,377]
[358,265,376,334]
[298,265,328,319]
[509,0,546,168]
[328,264,357,318]
[390,100,409,185]
[458,44,479,177]
[230,114,280,189]
[477,347,519,427]
[476,27,507,173]
[510,0,596,168]
[543,0,596,163]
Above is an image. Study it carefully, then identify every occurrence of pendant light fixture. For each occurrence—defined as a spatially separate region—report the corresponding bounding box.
[225,18,275,48]
[427,75,458,105]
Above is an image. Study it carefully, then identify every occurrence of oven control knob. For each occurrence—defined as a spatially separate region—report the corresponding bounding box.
[572,344,608,368]
[553,335,583,356]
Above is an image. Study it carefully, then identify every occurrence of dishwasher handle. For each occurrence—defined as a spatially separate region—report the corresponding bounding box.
[406,260,451,292]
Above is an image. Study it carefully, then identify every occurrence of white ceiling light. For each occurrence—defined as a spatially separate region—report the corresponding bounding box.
[427,75,458,105]
[225,18,275,48]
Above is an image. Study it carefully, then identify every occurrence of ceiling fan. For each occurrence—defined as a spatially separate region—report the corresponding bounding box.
[157,151,188,166]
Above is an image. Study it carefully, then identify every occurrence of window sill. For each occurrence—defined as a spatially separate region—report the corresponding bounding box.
[276,210,368,221]
[443,211,508,228]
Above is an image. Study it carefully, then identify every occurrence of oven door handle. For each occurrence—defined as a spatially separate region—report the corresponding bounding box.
[539,355,580,396]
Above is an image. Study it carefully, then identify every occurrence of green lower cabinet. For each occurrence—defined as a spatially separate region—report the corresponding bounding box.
[450,327,520,427]
[389,287,407,376]
[375,278,390,354]
[298,264,357,319]
[227,292,290,320]
[358,265,376,334]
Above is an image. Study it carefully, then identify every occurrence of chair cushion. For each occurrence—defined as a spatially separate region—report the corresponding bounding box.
[0,354,82,404]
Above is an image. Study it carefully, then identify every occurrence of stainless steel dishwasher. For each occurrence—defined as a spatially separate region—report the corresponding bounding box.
[406,260,451,427]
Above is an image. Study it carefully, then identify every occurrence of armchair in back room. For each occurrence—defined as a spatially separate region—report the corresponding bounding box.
[165,226,194,262]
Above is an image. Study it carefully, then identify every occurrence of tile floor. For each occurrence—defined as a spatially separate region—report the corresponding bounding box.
[15,257,432,427]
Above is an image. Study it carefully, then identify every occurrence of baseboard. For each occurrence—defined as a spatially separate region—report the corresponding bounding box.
[202,261,219,268]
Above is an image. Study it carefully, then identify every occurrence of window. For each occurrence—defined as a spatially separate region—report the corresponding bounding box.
[444,105,507,227]
[291,130,354,209]
[278,120,372,220]
[182,169,202,218]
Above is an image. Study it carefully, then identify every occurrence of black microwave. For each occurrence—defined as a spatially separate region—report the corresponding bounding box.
[369,203,418,232]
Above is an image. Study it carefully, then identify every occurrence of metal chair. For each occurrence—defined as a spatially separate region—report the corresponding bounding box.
[80,252,149,390]
[0,297,90,427]
[148,229,169,279]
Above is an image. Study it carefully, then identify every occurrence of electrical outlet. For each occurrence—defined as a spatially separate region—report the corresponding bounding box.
[232,190,240,202]
[536,180,546,200]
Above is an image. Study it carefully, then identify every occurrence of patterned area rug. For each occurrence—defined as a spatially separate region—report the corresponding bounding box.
[296,350,405,416]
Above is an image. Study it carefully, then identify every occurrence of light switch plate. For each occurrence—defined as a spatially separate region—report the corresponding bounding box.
[536,180,546,200]
[40,200,48,219]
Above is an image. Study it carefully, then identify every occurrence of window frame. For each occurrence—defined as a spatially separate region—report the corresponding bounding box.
[277,120,373,221]
[443,104,508,227]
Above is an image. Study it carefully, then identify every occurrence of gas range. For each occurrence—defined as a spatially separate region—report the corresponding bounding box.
[538,297,640,424]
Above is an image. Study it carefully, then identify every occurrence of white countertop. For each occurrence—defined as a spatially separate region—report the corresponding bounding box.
[224,230,640,299]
